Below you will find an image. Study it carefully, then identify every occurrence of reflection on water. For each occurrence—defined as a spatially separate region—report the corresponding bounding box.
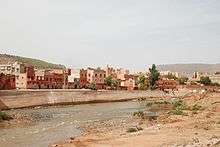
[0,101,147,147]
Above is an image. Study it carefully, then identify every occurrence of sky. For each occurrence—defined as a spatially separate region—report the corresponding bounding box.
[0,0,220,71]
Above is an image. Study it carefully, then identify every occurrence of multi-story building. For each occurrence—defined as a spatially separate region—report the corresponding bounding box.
[160,71,180,78]
[80,69,88,88]
[0,62,35,89]
[116,68,129,80]
[33,69,68,89]
[80,67,106,89]
[0,61,26,75]
[68,69,80,89]
[119,74,137,90]
[0,73,16,90]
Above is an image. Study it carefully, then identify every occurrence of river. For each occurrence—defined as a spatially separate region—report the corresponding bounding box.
[0,101,148,147]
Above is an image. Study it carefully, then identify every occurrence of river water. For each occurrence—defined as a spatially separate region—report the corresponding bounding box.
[0,101,148,147]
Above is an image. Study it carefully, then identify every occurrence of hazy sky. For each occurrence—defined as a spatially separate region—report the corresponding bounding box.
[0,0,220,71]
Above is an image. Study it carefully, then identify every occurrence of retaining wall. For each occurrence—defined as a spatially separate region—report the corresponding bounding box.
[0,90,167,110]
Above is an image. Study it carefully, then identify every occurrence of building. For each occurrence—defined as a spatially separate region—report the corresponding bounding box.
[119,74,138,90]
[86,67,106,89]
[33,69,68,89]
[116,68,129,80]
[0,62,37,89]
[0,73,16,90]
[0,61,26,75]
[0,62,28,89]
[68,69,80,89]
[160,71,179,78]
[209,72,220,84]
[80,67,106,89]
[80,69,88,88]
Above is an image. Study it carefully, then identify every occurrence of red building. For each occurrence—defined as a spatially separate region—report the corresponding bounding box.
[0,73,16,90]
[80,69,88,88]
[33,69,68,89]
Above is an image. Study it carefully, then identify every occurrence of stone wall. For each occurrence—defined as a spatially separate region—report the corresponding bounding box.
[0,90,166,110]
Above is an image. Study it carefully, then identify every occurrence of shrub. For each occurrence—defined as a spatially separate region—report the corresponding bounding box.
[199,76,211,85]
[191,104,202,111]
[133,111,145,118]
[169,107,184,115]
[172,100,186,110]
[127,127,138,133]
[127,126,143,133]
[88,82,97,90]
[146,102,153,107]
[168,100,187,115]
[178,77,189,85]
[0,111,12,121]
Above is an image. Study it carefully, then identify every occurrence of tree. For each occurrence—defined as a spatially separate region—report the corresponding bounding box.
[104,76,113,87]
[137,74,148,90]
[112,79,120,89]
[149,64,160,89]
[199,76,211,85]
[178,77,189,85]
[104,76,120,89]
[88,82,97,90]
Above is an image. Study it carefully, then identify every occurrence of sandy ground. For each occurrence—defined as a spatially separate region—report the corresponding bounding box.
[54,91,220,147]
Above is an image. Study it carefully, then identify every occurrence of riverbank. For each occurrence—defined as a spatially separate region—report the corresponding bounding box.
[0,89,189,110]
[55,91,220,147]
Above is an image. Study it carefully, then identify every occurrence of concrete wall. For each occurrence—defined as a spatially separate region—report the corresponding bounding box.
[0,90,166,110]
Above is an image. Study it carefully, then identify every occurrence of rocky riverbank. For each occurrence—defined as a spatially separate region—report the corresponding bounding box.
[54,91,220,147]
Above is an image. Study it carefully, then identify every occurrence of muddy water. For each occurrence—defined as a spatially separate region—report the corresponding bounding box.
[0,101,148,147]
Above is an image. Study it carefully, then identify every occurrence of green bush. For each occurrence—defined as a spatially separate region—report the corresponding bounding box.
[169,107,184,115]
[88,82,97,90]
[168,100,187,115]
[127,126,143,133]
[191,104,202,111]
[172,100,186,110]
[133,111,145,118]
[0,111,12,121]
[199,76,211,85]
[127,127,138,133]
[178,77,189,85]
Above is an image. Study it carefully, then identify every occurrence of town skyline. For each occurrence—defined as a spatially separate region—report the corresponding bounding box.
[2,53,220,73]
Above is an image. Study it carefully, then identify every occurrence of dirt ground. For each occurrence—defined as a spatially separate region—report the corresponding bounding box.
[54,91,220,147]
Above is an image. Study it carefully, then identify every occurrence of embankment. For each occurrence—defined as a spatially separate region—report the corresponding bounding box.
[0,90,168,110]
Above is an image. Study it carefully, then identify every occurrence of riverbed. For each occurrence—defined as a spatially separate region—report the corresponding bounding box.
[0,101,148,147]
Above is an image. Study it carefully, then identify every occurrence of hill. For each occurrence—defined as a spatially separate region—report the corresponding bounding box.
[157,63,220,74]
[0,54,65,69]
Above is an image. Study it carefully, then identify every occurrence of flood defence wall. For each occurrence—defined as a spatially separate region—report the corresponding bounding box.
[0,90,167,110]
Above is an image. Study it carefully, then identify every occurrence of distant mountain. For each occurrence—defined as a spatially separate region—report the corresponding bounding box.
[157,64,220,74]
[0,54,65,69]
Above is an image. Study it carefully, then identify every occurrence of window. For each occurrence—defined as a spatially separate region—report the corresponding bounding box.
[95,74,97,77]
[100,74,102,77]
